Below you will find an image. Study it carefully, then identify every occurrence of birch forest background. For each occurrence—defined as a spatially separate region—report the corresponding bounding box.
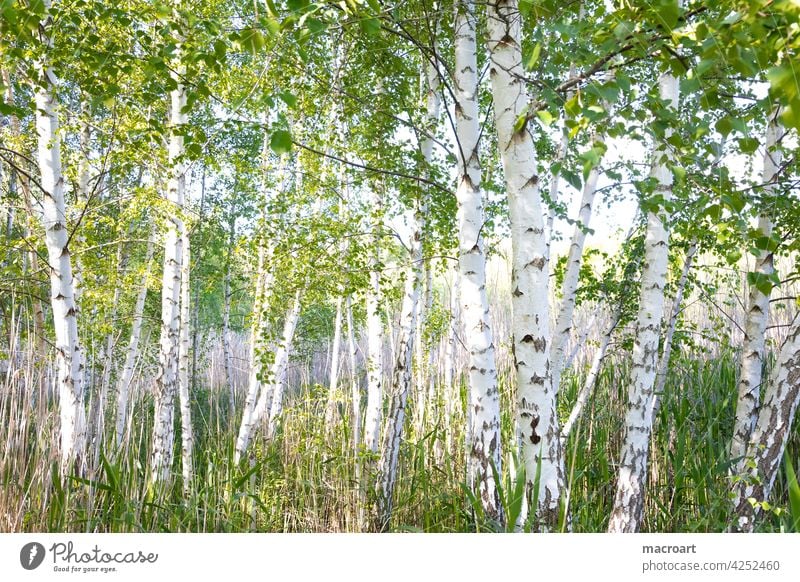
[1,0,799,534]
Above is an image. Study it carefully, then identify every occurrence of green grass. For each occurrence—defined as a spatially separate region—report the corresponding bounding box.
[1,349,797,532]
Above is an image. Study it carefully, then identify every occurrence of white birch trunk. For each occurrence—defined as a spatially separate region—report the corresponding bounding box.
[34,0,87,472]
[373,38,439,531]
[550,136,603,397]
[564,312,597,371]
[443,271,460,457]
[178,229,193,493]
[5,68,47,391]
[545,50,578,254]
[363,189,384,453]
[222,217,236,412]
[413,263,432,432]
[732,316,800,531]
[346,296,360,451]
[545,128,569,257]
[374,241,422,531]
[409,51,440,434]
[325,297,344,430]
[73,103,90,304]
[562,309,621,440]
[234,146,282,464]
[608,71,679,533]
[486,0,563,527]
[730,114,782,473]
[88,242,124,470]
[115,231,155,447]
[455,0,502,521]
[151,62,187,484]
[651,241,697,418]
[265,290,303,440]
[234,241,275,464]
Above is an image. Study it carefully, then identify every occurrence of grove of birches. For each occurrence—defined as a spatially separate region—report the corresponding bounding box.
[1,0,799,534]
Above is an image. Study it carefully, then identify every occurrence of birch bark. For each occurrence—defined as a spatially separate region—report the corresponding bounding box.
[732,316,800,531]
[651,242,697,418]
[550,134,604,397]
[608,71,679,532]
[222,215,236,412]
[346,296,360,450]
[3,70,47,365]
[265,290,303,440]
[373,236,421,531]
[486,0,563,526]
[373,40,439,531]
[115,231,155,447]
[363,188,384,452]
[234,149,285,464]
[730,113,781,473]
[34,0,87,472]
[151,61,187,483]
[454,0,502,522]
[178,229,193,493]
[234,241,274,464]
[325,297,344,429]
[562,309,621,440]
[236,292,301,454]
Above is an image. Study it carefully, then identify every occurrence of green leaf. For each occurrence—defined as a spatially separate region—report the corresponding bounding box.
[29,0,46,15]
[670,164,686,182]
[525,43,541,71]
[279,91,297,108]
[785,452,800,532]
[721,192,746,213]
[265,0,280,17]
[304,17,326,34]
[747,271,774,296]
[565,93,581,118]
[263,17,281,37]
[738,137,759,154]
[186,142,203,159]
[658,0,680,29]
[513,110,529,133]
[0,101,25,118]
[213,39,227,59]
[233,461,262,491]
[536,110,555,126]
[780,97,800,133]
[238,28,265,55]
[360,17,381,36]
[613,21,634,41]
[715,117,733,137]
[270,129,293,154]
[562,168,582,191]
[154,3,171,20]
[725,249,741,265]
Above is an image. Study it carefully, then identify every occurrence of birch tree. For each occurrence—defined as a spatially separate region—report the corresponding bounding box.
[373,40,440,530]
[115,231,155,447]
[363,185,384,453]
[486,0,563,527]
[730,112,782,473]
[373,224,422,530]
[151,51,187,484]
[34,0,87,473]
[178,229,193,493]
[222,214,237,412]
[608,70,680,533]
[454,0,502,523]
[265,289,303,440]
[732,316,800,531]
[550,133,605,397]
